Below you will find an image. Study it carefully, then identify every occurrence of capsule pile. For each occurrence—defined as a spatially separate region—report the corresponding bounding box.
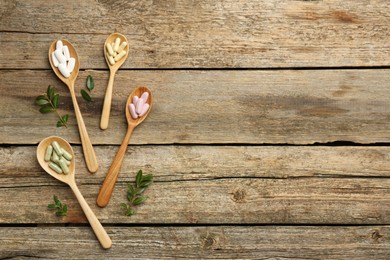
[44,141,73,174]
[51,40,76,78]
[106,37,127,65]
[129,92,150,119]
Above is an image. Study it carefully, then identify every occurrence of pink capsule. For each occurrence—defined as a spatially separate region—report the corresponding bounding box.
[132,95,139,106]
[136,98,145,114]
[129,104,138,119]
[138,103,150,117]
[140,92,149,102]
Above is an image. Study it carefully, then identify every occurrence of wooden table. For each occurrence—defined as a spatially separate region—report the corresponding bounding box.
[1,0,389,258]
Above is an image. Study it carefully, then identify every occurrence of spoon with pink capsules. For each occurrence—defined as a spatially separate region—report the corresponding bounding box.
[97,86,152,207]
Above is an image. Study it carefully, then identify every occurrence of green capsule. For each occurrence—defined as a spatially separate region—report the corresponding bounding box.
[45,145,53,161]
[59,158,69,174]
[61,148,72,161]
[51,151,60,164]
[61,156,71,166]
[49,162,63,174]
[51,141,63,156]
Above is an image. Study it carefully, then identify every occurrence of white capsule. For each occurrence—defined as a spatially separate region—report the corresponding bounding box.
[54,49,66,64]
[62,45,70,61]
[136,98,145,114]
[56,40,63,51]
[132,96,139,106]
[67,58,75,73]
[114,37,120,52]
[107,55,115,65]
[106,42,115,56]
[129,104,138,119]
[140,92,149,102]
[117,41,127,53]
[51,52,59,67]
[114,50,126,61]
[58,63,70,78]
[138,103,150,117]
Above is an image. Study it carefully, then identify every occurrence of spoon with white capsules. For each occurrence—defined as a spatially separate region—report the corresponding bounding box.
[37,136,112,249]
[100,32,129,130]
[97,86,152,207]
[48,40,99,173]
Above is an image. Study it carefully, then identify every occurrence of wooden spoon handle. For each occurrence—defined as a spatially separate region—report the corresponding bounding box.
[70,88,99,173]
[100,70,116,130]
[69,181,112,249]
[97,125,134,207]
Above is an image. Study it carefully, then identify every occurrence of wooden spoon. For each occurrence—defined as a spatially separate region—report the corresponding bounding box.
[100,32,129,130]
[37,136,112,249]
[97,86,152,207]
[48,39,99,173]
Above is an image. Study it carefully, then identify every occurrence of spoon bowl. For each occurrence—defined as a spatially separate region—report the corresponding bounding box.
[97,86,152,207]
[48,39,98,173]
[37,136,111,249]
[100,32,129,130]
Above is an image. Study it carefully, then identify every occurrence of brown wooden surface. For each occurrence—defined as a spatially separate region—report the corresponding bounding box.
[1,0,389,258]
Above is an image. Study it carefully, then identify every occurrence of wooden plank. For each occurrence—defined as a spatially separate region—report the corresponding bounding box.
[1,145,390,224]
[0,0,389,68]
[0,226,389,259]
[1,69,390,144]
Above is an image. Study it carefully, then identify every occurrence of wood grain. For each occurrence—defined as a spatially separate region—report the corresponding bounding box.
[1,226,389,259]
[1,69,389,145]
[1,145,390,224]
[0,0,389,69]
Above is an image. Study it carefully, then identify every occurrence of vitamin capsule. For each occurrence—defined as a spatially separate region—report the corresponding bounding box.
[67,58,75,73]
[58,63,70,78]
[140,92,149,102]
[107,55,115,65]
[61,148,73,161]
[138,103,150,117]
[132,96,139,106]
[114,37,120,52]
[56,40,63,51]
[129,103,138,119]
[45,145,53,161]
[59,158,69,174]
[54,49,66,64]
[51,141,63,156]
[136,98,145,114]
[62,157,71,166]
[49,162,63,174]
[106,42,115,56]
[114,50,126,61]
[51,52,59,67]
[117,41,127,53]
[51,150,60,164]
[62,45,70,61]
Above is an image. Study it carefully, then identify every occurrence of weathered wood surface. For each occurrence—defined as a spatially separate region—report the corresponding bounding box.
[1,145,390,224]
[1,226,389,259]
[1,0,389,69]
[1,69,390,145]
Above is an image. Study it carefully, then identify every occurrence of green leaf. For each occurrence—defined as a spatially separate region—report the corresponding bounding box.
[80,89,92,102]
[63,204,68,213]
[140,180,153,188]
[62,114,69,123]
[120,203,128,209]
[52,94,59,108]
[48,204,56,209]
[56,211,67,216]
[39,105,54,113]
[141,174,153,182]
[35,95,49,105]
[47,85,55,100]
[126,208,135,216]
[86,75,94,92]
[53,195,60,205]
[136,170,143,187]
[132,196,146,206]
[136,187,146,195]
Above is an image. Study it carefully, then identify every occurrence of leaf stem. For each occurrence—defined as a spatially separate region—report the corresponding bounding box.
[47,95,68,128]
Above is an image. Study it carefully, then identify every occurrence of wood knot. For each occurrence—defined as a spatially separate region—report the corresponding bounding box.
[371,230,384,241]
[231,188,246,203]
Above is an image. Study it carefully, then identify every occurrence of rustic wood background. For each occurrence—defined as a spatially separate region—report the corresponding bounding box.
[0,0,389,258]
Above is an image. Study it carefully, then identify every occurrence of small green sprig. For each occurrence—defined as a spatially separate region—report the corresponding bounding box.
[121,170,153,216]
[80,75,94,102]
[35,85,69,128]
[48,195,68,216]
